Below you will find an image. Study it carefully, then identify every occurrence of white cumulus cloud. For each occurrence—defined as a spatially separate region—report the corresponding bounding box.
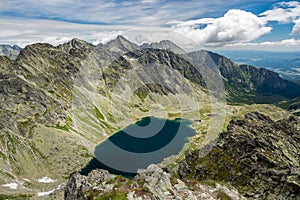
[260,1,300,23]
[260,1,300,36]
[171,9,272,47]
[291,18,300,35]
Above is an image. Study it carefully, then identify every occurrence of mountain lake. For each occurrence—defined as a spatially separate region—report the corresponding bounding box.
[81,116,195,177]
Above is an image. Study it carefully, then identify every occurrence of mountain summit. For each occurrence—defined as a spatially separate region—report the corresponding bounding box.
[103,35,139,54]
[140,40,186,54]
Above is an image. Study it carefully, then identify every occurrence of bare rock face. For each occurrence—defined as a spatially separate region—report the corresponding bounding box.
[64,164,244,200]
[64,169,115,200]
[179,112,300,199]
[0,40,94,195]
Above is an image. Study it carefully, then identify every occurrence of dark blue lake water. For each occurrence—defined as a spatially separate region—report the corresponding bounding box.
[81,116,195,177]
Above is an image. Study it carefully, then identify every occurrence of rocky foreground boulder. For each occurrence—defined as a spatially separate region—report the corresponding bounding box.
[179,112,300,199]
[65,164,244,200]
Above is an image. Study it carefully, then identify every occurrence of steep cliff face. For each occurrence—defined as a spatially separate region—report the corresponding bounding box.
[104,48,206,91]
[240,64,300,99]
[178,112,300,199]
[0,42,93,198]
[188,50,300,104]
[1,40,93,138]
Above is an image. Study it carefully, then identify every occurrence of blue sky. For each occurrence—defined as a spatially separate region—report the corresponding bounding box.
[0,0,300,51]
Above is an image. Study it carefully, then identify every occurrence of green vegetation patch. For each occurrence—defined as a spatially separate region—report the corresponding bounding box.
[217,190,232,200]
[0,194,33,200]
[94,106,105,120]
[95,191,127,200]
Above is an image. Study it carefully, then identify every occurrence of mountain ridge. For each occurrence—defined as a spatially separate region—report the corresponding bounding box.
[178,112,300,199]
[4,36,300,102]
[0,36,299,198]
[3,37,300,113]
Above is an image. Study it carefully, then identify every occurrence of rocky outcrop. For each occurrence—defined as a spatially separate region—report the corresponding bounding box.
[64,169,116,200]
[65,164,244,200]
[0,44,21,60]
[179,112,300,199]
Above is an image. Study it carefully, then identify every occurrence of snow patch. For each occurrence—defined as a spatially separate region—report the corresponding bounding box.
[37,183,64,197]
[129,58,137,61]
[37,189,55,196]
[122,55,137,62]
[2,183,18,189]
[37,177,55,183]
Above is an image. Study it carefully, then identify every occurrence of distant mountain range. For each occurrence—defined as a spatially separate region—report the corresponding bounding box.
[219,50,300,80]
[0,44,21,60]
[0,36,299,198]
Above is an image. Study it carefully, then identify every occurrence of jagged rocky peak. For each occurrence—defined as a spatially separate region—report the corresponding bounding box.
[17,42,54,56]
[59,38,95,53]
[15,38,94,68]
[0,44,22,60]
[141,40,186,54]
[104,35,139,54]
[12,44,22,51]
[69,38,89,46]
[179,112,300,199]
[15,42,56,64]
[104,48,207,91]
[115,35,135,45]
